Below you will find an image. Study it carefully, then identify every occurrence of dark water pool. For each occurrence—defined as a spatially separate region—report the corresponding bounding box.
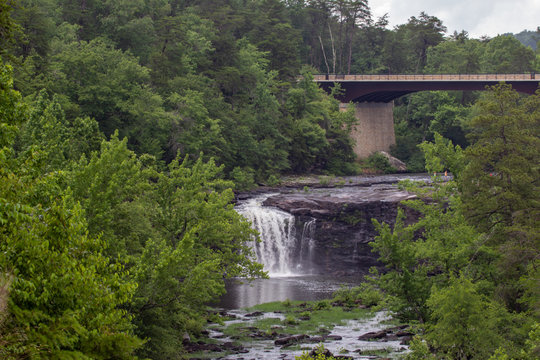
[218,275,363,309]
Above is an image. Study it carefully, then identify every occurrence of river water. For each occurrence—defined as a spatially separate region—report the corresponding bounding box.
[219,275,363,309]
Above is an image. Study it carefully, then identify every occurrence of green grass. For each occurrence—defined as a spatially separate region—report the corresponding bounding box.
[247,300,298,312]
[219,299,373,341]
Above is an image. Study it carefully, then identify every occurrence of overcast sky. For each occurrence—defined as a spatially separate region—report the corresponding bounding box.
[370,0,539,38]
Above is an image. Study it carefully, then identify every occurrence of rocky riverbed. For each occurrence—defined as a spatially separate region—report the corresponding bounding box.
[185,304,411,360]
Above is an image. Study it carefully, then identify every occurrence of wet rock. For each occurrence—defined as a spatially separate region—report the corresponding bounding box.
[400,336,412,345]
[311,209,331,216]
[263,187,417,218]
[216,310,237,320]
[396,330,414,337]
[305,334,342,343]
[185,340,248,355]
[182,332,191,343]
[378,151,407,172]
[325,335,343,341]
[290,208,312,216]
[248,330,279,340]
[245,311,263,317]
[357,325,412,343]
[275,334,309,346]
[358,330,388,340]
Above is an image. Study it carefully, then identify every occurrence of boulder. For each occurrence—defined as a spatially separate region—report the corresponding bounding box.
[378,151,407,172]
[245,311,263,317]
[325,335,343,341]
[358,330,388,340]
[274,334,309,346]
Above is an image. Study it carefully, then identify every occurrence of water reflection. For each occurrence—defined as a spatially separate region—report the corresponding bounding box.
[219,275,362,309]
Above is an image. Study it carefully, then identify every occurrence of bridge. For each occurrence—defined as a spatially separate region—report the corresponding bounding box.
[314,74,540,157]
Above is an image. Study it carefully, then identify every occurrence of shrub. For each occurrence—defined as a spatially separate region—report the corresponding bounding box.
[314,299,330,310]
[230,166,256,190]
[366,152,396,174]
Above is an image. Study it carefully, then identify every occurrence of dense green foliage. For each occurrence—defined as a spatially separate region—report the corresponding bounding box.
[0,58,264,358]
[6,0,539,174]
[369,86,540,359]
[0,59,142,358]
[8,0,367,181]
[1,0,539,358]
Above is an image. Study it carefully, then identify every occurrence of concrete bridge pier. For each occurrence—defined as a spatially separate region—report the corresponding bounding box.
[341,102,396,158]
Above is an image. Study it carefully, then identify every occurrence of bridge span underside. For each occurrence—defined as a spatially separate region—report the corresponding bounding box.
[316,74,540,158]
[315,75,539,103]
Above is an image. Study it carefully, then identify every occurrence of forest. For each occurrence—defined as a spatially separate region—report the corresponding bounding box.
[0,0,539,359]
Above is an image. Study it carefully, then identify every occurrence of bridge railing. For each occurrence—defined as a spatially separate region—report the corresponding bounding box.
[313,73,538,81]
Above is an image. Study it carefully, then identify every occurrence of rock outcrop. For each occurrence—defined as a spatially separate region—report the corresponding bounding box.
[379,151,407,172]
[262,183,420,276]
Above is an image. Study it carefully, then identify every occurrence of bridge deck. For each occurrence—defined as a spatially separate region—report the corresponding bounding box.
[314,74,539,102]
[314,74,538,82]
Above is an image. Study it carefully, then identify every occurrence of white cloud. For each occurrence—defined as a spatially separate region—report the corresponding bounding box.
[369,0,539,38]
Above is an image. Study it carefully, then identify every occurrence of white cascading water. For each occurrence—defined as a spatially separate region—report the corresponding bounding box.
[297,219,316,274]
[236,195,297,276]
[236,195,319,276]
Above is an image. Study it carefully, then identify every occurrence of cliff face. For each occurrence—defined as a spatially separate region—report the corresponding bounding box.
[262,184,419,276]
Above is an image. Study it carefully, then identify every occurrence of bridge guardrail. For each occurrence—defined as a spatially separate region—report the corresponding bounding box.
[313,73,537,81]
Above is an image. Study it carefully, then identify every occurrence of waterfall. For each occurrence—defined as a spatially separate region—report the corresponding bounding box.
[297,219,316,274]
[236,195,316,277]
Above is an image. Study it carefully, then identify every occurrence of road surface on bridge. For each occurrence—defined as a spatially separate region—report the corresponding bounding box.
[314,74,539,102]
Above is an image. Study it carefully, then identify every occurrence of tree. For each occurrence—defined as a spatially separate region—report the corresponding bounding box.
[245,0,302,78]
[396,12,446,73]
[0,0,20,58]
[330,0,370,74]
[426,36,484,74]
[372,132,537,358]
[425,276,508,360]
[67,130,265,358]
[47,38,169,157]
[18,90,103,172]
[370,135,489,324]
[460,84,540,310]
[0,57,142,359]
[481,35,535,73]
[68,133,155,258]
[131,155,264,359]
[350,14,389,74]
